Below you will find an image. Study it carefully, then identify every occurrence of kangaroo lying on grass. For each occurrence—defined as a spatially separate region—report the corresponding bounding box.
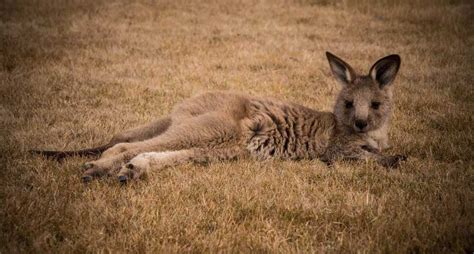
[32,52,406,183]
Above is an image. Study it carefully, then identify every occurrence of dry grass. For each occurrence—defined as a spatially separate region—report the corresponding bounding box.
[1,0,473,252]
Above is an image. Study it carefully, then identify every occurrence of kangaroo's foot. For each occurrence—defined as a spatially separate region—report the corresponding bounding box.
[117,153,152,183]
[117,151,187,184]
[117,147,245,184]
[81,157,125,182]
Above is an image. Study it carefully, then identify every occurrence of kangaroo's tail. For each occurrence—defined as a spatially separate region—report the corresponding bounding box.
[29,145,111,161]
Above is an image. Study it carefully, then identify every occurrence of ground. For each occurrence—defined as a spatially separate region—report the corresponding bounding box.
[0,0,473,252]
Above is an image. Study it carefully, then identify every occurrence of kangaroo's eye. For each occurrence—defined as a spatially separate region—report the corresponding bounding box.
[371,101,381,110]
[344,100,353,109]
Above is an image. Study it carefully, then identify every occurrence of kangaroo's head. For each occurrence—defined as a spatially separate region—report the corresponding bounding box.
[326,52,401,134]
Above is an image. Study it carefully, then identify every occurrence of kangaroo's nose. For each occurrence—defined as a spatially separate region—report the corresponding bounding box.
[355,119,368,130]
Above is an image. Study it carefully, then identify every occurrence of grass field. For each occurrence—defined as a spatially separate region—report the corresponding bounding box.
[1,0,473,252]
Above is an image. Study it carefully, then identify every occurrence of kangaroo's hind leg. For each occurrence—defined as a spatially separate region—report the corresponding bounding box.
[109,116,172,144]
[82,112,242,181]
[117,146,247,183]
[98,116,172,159]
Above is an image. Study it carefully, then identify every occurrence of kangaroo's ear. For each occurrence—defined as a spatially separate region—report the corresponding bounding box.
[326,51,356,85]
[369,54,401,88]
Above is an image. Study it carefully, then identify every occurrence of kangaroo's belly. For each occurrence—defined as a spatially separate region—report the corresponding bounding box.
[241,99,336,160]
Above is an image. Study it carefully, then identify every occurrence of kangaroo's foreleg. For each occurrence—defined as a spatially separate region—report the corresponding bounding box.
[341,149,406,168]
[322,140,407,168]
[117,146,247,183]
[30,116,172,160]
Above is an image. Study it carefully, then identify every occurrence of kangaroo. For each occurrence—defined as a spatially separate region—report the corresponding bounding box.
[31,52,405,183]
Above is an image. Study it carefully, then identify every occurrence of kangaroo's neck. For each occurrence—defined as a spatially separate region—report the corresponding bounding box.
[329,116,387,152]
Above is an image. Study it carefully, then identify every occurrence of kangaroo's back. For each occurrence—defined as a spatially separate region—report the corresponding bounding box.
[171,91,253,122]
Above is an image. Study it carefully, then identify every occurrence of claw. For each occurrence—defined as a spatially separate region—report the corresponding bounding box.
[380,154,408,169]
[118,175,128,184]
[82,175,93,183]
[397,155,408,161]
[81,163,93,171]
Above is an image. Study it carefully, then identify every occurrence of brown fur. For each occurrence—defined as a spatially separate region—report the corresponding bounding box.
[32,52,405,183]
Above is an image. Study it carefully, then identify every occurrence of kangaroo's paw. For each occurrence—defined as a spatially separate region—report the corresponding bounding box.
[379,154,407,169]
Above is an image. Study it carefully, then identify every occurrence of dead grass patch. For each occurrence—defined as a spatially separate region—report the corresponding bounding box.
[1,0,473,252]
